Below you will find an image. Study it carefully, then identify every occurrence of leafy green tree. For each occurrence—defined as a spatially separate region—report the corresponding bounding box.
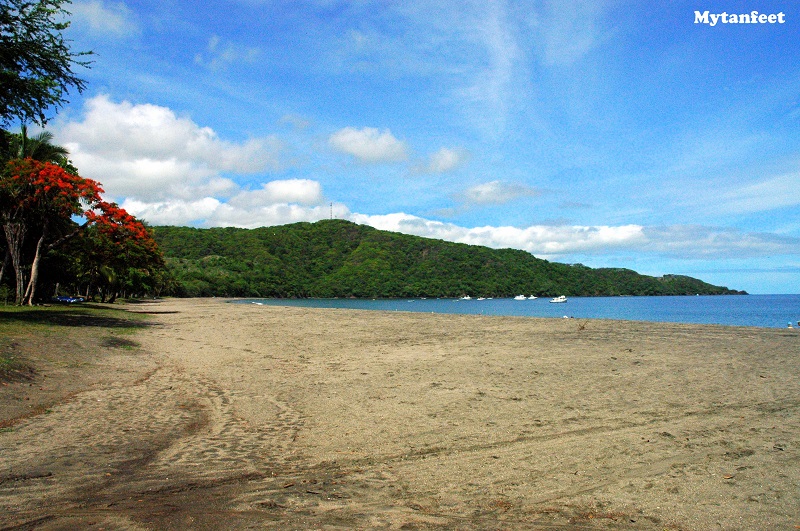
[1,0,92,126]
[3,124,69,165]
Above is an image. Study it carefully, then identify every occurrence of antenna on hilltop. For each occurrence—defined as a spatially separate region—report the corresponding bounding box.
[330,202,333,219]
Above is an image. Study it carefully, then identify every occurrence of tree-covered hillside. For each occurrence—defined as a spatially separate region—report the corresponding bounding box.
[152,220,745,298]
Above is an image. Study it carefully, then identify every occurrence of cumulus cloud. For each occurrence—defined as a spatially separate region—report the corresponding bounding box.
[122,195,345,229]
[118,178,334,228]
[416,147,468,174]
[227,180,323,209]
[69,0,139,37]
[329,127,408,163]
[460,180,540,206]
[208,202,343,228]
[120,197,222,226]
[350,212,647,256]
[56,95,284,201]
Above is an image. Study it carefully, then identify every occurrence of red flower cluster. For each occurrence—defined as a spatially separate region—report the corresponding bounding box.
[86,201,160,255]
[5,158,103,217]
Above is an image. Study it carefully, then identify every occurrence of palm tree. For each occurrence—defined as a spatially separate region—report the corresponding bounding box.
[6,124,70,165]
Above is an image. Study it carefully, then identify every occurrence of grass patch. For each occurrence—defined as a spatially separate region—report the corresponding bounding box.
[101,336,141,349]
[0,352,35,382]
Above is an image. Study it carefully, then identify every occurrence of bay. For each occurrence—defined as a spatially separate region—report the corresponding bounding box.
[235,294,800,329]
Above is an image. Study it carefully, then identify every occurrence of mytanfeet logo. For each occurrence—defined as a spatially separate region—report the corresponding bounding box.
[694,10,786,26]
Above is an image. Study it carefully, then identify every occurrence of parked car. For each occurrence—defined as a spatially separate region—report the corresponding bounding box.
[52,295,85,304]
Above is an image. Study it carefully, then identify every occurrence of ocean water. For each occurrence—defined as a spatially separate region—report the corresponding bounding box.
[234,294,800,329]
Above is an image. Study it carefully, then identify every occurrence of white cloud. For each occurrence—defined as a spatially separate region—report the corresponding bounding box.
[120,197,222,226]
[194,35,261,71]
[329,127,408,163]
[122,196,344,229]
[350,212,647,257]
[70,0,139,37]
[119,178,332,228]
[643,226,800,259]
[417,147,468,174]
[227,180,323,209]
[208,202,341,228]
[56,95,284,201]
[461,180,540,206]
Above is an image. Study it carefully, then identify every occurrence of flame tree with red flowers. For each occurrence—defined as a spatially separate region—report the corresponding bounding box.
[79,201,166,302]
[0,158,166,304]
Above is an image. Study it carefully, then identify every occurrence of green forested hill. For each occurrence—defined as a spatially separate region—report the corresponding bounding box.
[152,220,744,298]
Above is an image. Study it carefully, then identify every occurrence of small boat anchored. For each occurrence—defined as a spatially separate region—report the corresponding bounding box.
[513,294,527,300]
[549,295,567,303]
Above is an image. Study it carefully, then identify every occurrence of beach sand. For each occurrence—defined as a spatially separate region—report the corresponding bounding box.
[1,297,799,529]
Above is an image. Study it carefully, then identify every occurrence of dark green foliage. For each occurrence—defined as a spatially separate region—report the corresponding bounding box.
[152,220,744,298]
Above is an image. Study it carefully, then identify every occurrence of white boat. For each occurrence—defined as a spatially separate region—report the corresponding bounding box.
[459,295,472,300]
[477,297,486,301]
[513,294,527,300]
[549,295,567,303]
[528,295,538,300]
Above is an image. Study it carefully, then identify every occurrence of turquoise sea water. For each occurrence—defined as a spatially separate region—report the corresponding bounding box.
[235,294,800,329]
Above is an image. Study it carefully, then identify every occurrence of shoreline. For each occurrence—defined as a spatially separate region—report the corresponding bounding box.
[227,293,800,329]
[2,298,798,529]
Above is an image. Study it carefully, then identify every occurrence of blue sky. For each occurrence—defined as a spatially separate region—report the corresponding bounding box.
[43,0,798,293]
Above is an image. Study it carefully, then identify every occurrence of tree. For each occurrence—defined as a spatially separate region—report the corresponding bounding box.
[0,0,92,126]
[81,201,165,302]
[0,157,102,303]
[3,124,69,165]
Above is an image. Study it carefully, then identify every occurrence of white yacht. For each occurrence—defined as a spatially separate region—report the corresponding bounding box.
[513,294,527,300]
[549,295,567,303]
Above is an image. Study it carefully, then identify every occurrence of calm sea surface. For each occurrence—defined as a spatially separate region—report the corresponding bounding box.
[234,294,800,329]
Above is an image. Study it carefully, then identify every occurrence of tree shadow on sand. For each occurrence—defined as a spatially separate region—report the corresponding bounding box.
[0,306,153,329]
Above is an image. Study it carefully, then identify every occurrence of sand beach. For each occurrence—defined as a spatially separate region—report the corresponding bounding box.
[1,297,799,529]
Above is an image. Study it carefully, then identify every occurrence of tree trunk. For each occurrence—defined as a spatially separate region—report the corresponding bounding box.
[24,221,49,305]
[2,222,27,304]
[0,248,9,286]
[85,272,94,300]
